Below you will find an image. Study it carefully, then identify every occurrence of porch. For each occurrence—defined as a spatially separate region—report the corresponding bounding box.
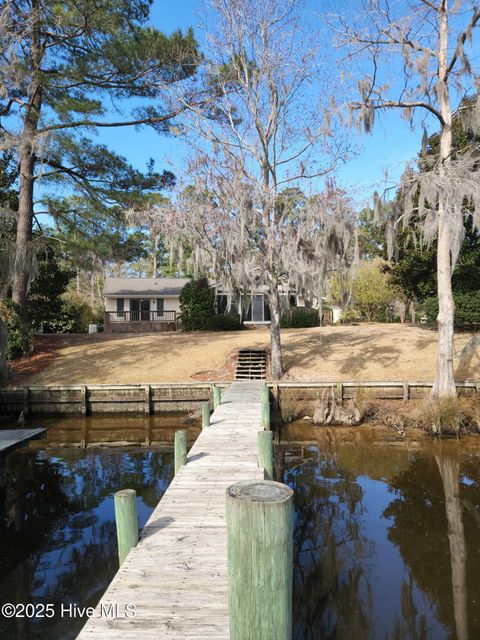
[104,310,179,333]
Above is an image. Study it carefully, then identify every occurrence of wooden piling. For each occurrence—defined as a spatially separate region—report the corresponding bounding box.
[261,385,269,405]
[22,386,29,416]
[213,386,222,410]
[80,385,87,416]
[261,398,270,430]
[114,489,138,566]
[226,480,293,640]
[257,431,273,480]
[144,384,151,415]
[174,429,187,474]
[202,401,211,428]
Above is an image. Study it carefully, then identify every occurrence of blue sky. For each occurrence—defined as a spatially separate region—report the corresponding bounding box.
[90,1,426,210]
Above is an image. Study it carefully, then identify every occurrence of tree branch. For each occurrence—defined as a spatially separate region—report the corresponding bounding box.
[445,9,480,81]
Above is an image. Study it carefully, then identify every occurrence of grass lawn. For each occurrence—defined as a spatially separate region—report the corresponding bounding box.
[5,323,480,385]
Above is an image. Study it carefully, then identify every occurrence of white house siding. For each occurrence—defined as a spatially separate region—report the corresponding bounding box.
[104,296,182,314]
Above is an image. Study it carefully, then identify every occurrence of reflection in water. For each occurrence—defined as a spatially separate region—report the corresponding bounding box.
[0,414,198,640]
[435,453,468,640]
[280,425,480,640]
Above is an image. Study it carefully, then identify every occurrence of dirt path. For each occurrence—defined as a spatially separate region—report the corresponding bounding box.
[4,324,479,385]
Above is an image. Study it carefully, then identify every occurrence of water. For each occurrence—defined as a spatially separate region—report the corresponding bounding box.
[279,423,480,640]
[0,415,199,640]
[2,415,480,639]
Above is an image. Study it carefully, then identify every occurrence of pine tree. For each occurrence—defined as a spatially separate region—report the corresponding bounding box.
[0,0,199,315]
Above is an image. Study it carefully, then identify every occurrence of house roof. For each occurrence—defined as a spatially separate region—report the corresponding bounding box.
[103,277,190,297]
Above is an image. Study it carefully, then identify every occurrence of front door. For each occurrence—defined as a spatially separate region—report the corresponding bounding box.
[130,299,150,321]
[252,295,264,322]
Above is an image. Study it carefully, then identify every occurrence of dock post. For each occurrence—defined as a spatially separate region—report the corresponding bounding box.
[174,429,187,474]
[257,431,274,480]
[202,401,211,428]
[262,396,270,431]
[261,384,269,405]
[213,385,222,410]
[226,480,293,640]
[114,489,139,566]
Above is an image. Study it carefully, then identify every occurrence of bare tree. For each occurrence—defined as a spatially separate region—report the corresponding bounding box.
[335,0,480,398]
[161,170,354,379]
[162,0,352,378]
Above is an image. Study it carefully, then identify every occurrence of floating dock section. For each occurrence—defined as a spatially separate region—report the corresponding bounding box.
[0,428,47,454]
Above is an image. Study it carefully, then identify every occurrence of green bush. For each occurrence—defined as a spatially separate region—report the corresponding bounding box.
[179,278,215,331]
[205,313,243,331]
[28,255,74,331]
[423,291,480,325]
[47,293,97,334]
[339,309,361,324]
[281,306,319,328]
[372,306,387,322]
[0,299,33,360]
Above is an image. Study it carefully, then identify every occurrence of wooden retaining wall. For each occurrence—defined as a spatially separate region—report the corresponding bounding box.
[0,383,220,416]
[0,380,478,416]
[272,380,479,404]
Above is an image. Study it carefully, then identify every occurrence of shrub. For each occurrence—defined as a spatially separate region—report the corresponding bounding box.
[281,306,319,328]
[0,299,33,360]
[423,291,480,325]
[205,313,243,331]
[339,309,361,324]
[416,396,480,436]
[47,292,97,334]
[179,278,215,331]
[28,255,74,330]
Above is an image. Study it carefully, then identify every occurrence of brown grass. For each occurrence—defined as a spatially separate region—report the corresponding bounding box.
[4,323,480,385]
[415,395,480,436]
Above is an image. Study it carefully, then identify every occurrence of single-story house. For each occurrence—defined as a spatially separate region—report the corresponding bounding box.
[104,277,189,332]
[103,277,341,332]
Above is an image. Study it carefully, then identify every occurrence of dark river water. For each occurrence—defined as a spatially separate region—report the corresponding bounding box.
[1,416,479,639]
[0,415,200,640]
[279,423,480,640]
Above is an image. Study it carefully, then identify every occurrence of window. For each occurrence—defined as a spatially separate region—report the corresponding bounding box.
[157,298,165,318]
[116,298,125,318]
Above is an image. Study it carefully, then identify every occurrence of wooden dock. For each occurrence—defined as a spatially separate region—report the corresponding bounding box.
[0,428,47,454]
[77,381,266,639]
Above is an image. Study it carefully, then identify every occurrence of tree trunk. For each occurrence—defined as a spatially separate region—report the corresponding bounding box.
[12,151,35,317]
[410,301,416,324]
[12,0,42,319]
[435,454,468,640]
[432,3,456,398]
[153,233,158,277]
[433,214,456,397]
[268,291,284,380]
[0,318,8,380]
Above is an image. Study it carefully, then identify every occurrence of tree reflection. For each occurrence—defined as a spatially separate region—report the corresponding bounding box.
[435,453,468,640]
[0,446,173,640]
[384,447,480,640]
[283,431,480,640]
[286,446,375,640]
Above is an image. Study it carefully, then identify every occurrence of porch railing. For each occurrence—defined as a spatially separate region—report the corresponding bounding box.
[105,310,177,324]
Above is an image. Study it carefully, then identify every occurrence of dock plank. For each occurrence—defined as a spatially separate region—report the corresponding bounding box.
[0,428,47,454]
[76,381,265,639]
